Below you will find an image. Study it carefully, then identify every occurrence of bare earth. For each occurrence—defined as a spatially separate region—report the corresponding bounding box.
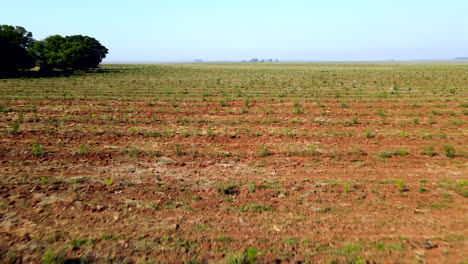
[0,63,467,263]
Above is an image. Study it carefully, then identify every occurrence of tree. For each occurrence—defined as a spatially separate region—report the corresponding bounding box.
[32,35,108,71]
[0,25,35,72]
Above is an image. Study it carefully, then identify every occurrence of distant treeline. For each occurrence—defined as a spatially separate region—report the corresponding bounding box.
[0,25,108,73]
[241,58,279,63]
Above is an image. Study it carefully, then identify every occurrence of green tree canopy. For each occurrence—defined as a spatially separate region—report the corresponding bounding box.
[0,25,35,72]
[33,35,108,71]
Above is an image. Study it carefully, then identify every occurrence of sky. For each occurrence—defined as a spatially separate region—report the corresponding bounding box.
[3,0,468,62]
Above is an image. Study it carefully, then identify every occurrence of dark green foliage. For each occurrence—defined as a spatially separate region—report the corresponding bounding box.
[32,35,108,71]
[1,24,108,73]
[0,25,35,72]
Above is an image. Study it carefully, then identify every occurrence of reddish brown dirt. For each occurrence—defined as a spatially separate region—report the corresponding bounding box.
[0,99,467,263]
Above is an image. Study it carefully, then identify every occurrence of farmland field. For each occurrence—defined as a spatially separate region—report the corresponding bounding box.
[0,62,467,263]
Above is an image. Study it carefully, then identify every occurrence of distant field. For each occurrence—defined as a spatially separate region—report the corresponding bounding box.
[1,62,467,100]
[0,63,467,263]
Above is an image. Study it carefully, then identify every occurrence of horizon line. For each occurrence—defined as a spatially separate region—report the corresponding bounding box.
[103,58,468,64]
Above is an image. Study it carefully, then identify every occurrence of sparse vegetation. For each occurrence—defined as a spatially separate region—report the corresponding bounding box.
[0,63,466,263]
[443,144,456,158]
[174,143,184,156]
[76,144,90,155]
[423,144,436,157]
[41,248,66,264]
[257,145,270,157]
[7,120,21,134]
[32,143,45,156]
[364,129,375,138]
[378,148,408,158]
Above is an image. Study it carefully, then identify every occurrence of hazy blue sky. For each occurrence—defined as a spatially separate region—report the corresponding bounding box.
[3,0,467,62]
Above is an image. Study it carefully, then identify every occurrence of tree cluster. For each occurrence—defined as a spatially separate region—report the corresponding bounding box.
[241,58,279,63]
[0,25,108,73]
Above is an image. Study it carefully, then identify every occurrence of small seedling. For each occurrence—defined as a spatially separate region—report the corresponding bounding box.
[395,148,408,156]
[206,127,215,138]
[346,116,359,125]
[103,178,113,186]
[224,251,245,264]
[418,183,428,193]
[47,117,62,133]
[423,144,436,157]
[42,248,66,264]
[8,121,21,134]
[344,242,361,253]
[364,129,375,138]
[219,100,230,107]
[375,242,387,251]
[40,176,47,184]
[174,144,184,156]
[69,237,91,249]
[454,179,467,197]
[293,107,304,114]
[257,145,270,157]
[394,179,408,192]
[32,143,44,157]
[400,131,408,138]
[442,144,456,158]
[246,248,258,264]
[375,109,387,118]
[343,182,351,195]
[77,144,90,155]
